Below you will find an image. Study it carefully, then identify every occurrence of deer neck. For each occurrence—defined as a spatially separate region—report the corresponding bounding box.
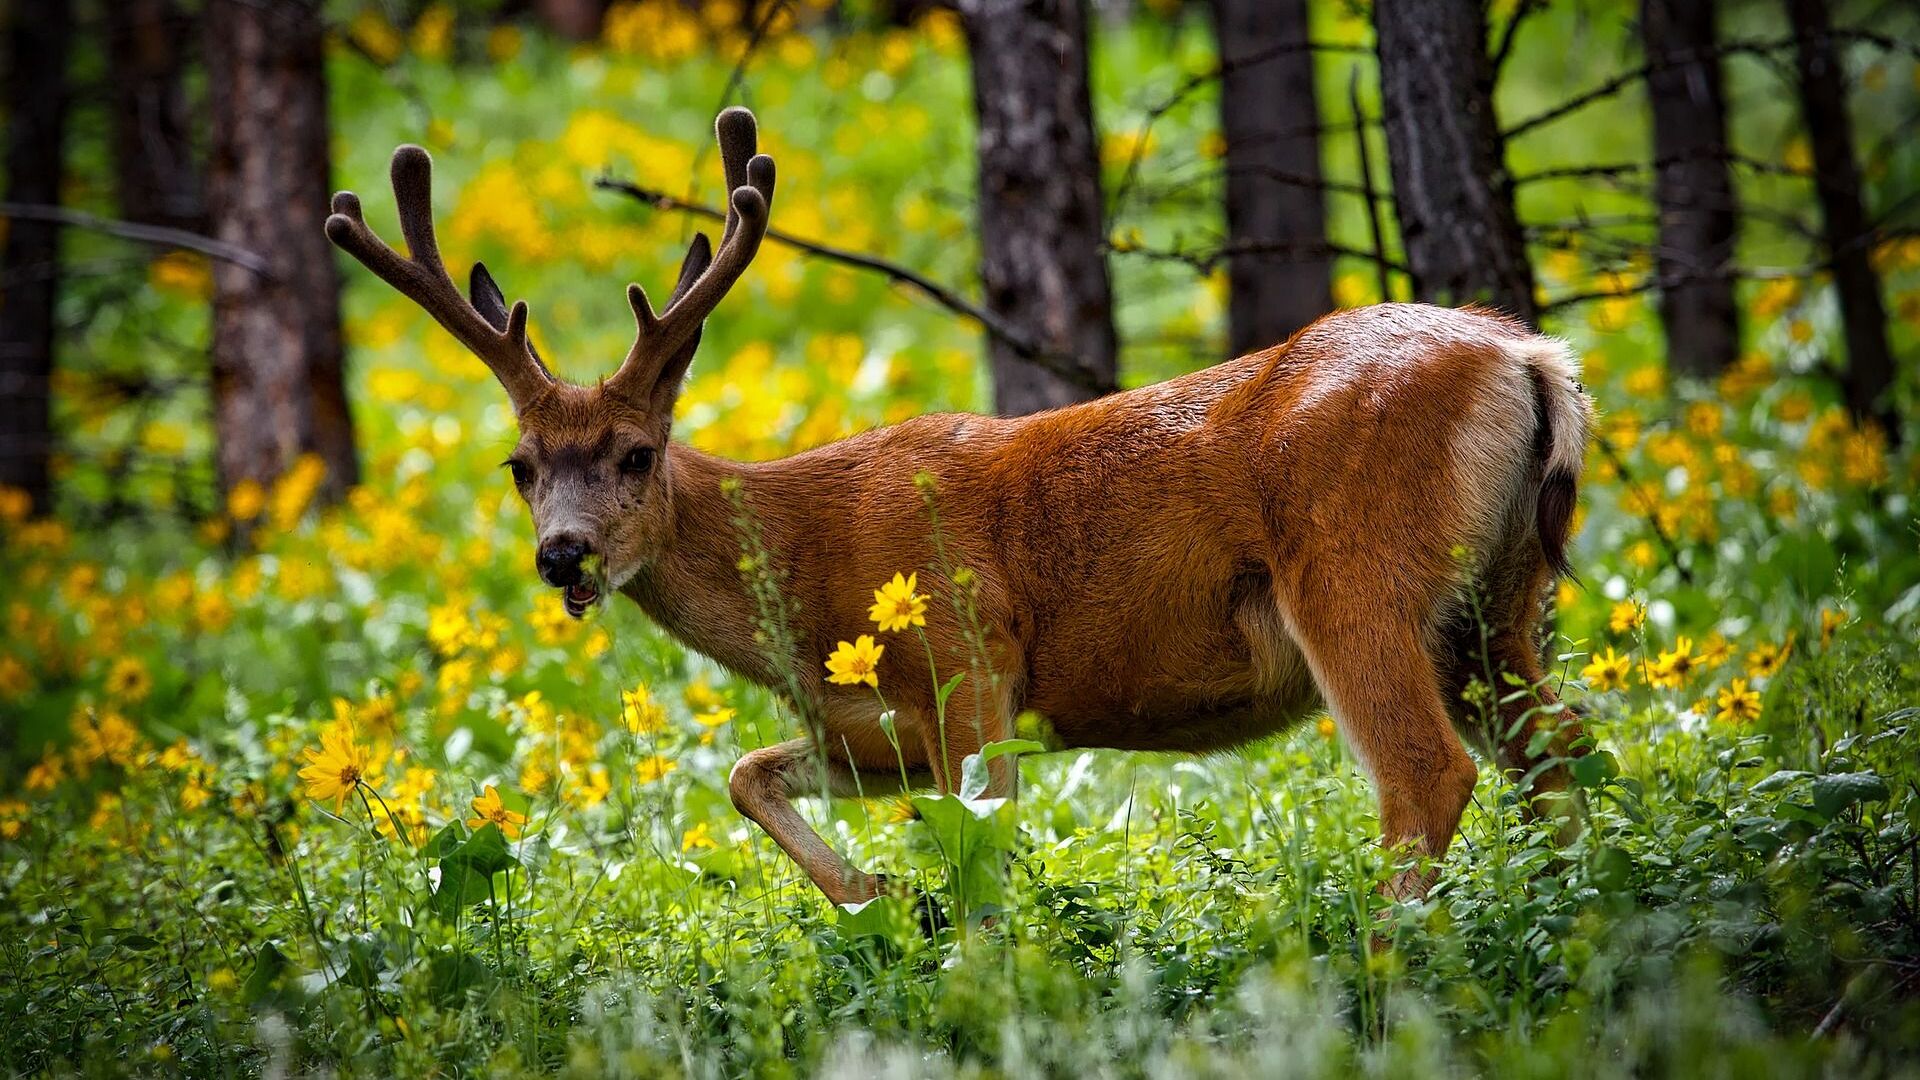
[618,444,794,687]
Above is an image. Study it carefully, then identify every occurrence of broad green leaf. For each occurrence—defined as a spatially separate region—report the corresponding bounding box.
[1810,771,1889,820]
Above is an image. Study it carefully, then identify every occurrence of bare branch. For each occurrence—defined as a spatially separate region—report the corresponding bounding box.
[593,175,1113,394]
[0,201,273,276]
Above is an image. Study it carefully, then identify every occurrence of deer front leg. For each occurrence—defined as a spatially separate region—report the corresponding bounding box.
[727,737,930,905]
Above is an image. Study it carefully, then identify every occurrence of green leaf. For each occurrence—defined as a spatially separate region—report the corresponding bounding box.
[1810,772,1889,820]
[957,740,1043,801]
[430,864,495,918]
[242,942,292,1005]
[427,950,493,1006]
[935,671,965,710]
[422,821,467,860]
[835,895,909,939]
[445,823,517,877]
[1569,750,1619,789]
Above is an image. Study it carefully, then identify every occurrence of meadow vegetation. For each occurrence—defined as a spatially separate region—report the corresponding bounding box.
[3,2,1919,1075]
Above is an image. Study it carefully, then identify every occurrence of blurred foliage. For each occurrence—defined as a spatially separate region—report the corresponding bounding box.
[4,0,1920,1076]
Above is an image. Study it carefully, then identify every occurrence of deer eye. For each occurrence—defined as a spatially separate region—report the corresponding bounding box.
[504,459,530,487]
[621,446,656,477]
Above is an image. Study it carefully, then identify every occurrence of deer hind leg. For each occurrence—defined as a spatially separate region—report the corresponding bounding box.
[728,737,928,905]
[1443,554,1589,833]
[1285,604,1479,901]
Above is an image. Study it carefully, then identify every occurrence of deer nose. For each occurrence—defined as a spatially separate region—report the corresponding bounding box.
[536,537,590,588]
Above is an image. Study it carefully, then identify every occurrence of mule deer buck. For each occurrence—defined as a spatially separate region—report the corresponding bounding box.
[326,107,1594,906]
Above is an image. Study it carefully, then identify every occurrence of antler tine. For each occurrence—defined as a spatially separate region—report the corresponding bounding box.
[607,109,776,400]
[324,145,552,411]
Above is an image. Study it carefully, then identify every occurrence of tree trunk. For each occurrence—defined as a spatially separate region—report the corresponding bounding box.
[1373,0,1536,324]
[1207,0,1332,357]
[0,0,73,516]
[959,0,1119,415]
[534,0,609,40]
[1641,0,1739,378]
[106,0,204,231]
[1786,0,1895,434]
[205,0,357,504]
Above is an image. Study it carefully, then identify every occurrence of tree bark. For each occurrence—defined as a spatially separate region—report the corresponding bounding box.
[106,0,204,231]
[533,0,609,41]
[959,0,1119,415]
[1207,0,1332,357]
[0,0,73,515]
[1786,0,1895,434]
[205,0,357,503]
[1373,0,1536,324]
[1641,0,1739,378]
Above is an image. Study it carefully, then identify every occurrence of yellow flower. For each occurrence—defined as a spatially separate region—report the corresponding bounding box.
[25,751,64,792]
[683,679,726,713]
[567,767,611,807]
[1316,716,1337,739]
[1820,607,1848,649]
[298,719,370,810]
[681,821,716,852]
[105,657,152,703]
[1715,679,1762,724]
[1646,636,1697,690]
[1608,600,1646,635]
[393,766,437,803]
[0,799,26,839]
[868,572,928,633]
[635,755,676,784]
[825,634,884,688]
[1747,636,1794,679]
[466,784,527,839]
[207,968,238,993]
[1581,647,1632,692]
[1697,634,1733,669]
[621,684,668,735]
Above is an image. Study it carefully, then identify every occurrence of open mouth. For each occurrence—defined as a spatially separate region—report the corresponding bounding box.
[561,580,600,618]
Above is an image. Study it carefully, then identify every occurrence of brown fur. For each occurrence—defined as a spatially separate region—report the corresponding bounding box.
[492,304,1595,904]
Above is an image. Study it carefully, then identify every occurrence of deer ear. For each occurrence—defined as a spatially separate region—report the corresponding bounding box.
[471,263,551,375]
[648,236,713,409]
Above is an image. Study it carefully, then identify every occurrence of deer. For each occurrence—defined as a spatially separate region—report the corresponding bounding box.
[325,107,1595,908]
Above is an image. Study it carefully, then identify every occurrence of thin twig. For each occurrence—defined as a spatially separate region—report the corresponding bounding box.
[593,176,1113,391]
[1490,0,1547,79]
[1507,29,1920,141]
[1112,236,1409,277]
[0,202,273,276]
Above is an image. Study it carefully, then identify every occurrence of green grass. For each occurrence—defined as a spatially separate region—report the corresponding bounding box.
[4,4,1920,1076]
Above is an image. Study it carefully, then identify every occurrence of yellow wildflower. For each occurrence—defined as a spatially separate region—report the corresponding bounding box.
[0,799,25,839]
[1581,647,1632,692]
[1697,634,1733,669]
[1747,636,1793,679]
[1646,636,1697,690]
[466,784,527,839]
[1316,716,1337,739]
[681,821,716,852]
[635,755,676,784]
[105,657,152,703]
[1820,607,1848,649]
[298,718,370,810]
[1715,679,1762,724]
[1608,599,1646,635]
[207,968,239,993]
[825,634,884,688]
[868,572,928,633]
[621,684,668,734]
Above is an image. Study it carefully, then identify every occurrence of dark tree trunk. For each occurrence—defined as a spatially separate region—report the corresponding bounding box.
[205,0,357,503]
[534,0,608,41]
[1641,0,1739,378]
[1207,0,1332,356]
[1373,0,1536,323]
[959,0,1119,415]
[106,0,204,231]
[0,0,73,516]
[1786,0,1896,434]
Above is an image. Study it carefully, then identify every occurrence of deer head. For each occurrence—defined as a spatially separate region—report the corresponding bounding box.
[326,108,776,617]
